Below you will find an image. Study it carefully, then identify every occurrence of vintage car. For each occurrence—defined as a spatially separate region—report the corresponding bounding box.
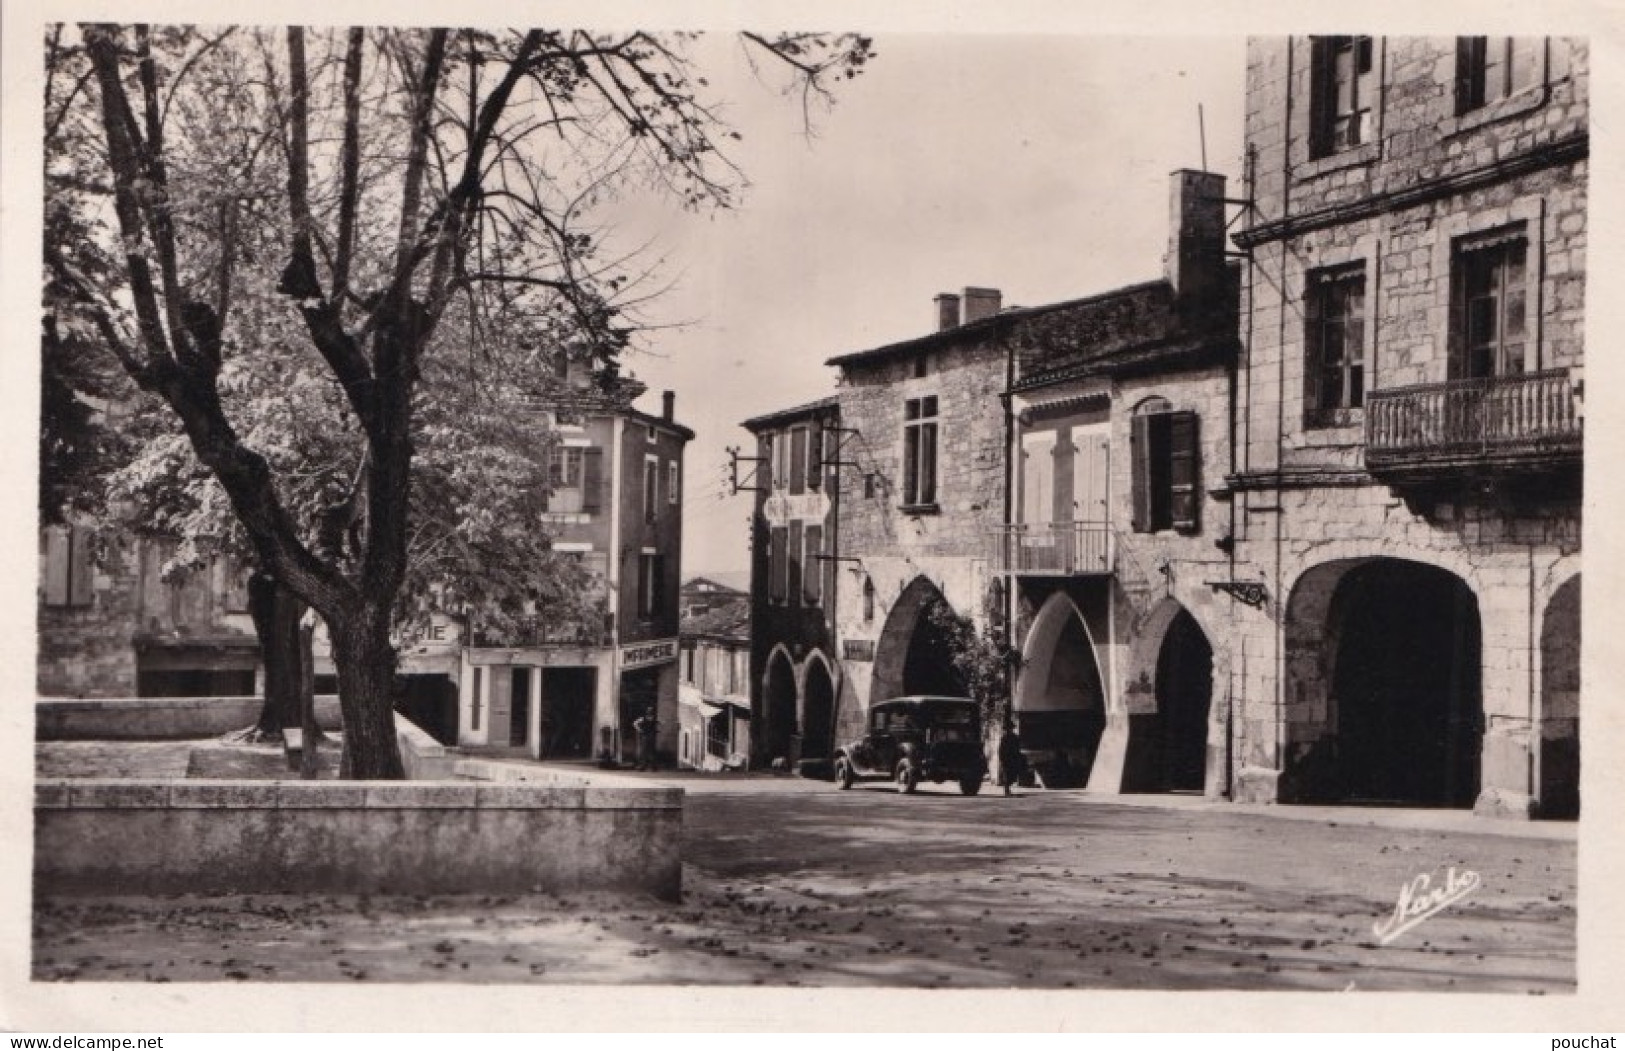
[832,696,988,795]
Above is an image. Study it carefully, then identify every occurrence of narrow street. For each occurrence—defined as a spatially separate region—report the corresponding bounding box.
[33,752,1575,991]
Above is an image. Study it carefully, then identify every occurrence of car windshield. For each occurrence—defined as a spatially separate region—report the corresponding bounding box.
[918,702,978,739]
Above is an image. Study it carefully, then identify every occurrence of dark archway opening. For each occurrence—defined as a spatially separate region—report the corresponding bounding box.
[1153,609,1212,792]
[903,596,969,697]
[802,660,836,761]
[540,667,595,759]
[1332,561,1482,807]
[1539,575,1580,819]
[763,653,798,764]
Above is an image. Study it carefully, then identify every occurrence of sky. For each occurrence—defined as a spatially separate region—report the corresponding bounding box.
[599,34,1248,578]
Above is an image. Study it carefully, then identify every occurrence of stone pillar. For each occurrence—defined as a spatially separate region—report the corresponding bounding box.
[1474,569,1537,818]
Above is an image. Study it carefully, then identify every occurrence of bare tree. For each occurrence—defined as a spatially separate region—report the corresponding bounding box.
[46,24,872,777]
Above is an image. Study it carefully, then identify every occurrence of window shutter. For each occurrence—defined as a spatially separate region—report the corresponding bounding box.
[902,424,919,505]
[808,424,823,490]
[1130,415,1153,533]
[920,422,938,505]
[788,520,803,606]
[1169,412,1200,533]
[43,526,70,606]
[770,527,788,603]
[654,553,667,616]
[803,525,823,605]
[581,447,604,513]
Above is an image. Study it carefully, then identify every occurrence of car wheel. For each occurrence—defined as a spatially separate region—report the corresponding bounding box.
[834,756,855,790]
[895,759,919,794]
[959,776,982,796]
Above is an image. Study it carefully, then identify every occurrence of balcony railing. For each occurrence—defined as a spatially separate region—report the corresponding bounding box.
[1365,369,1581,473]
[992,521,1114,576]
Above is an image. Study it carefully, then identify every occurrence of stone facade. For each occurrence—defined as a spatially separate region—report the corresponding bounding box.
[1227,37,1585,817]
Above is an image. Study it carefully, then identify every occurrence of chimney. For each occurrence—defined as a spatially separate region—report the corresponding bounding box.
[934,292,962,331]
[962,287,1003,324]
[1164,169,1227,302]
[661,390,675,422]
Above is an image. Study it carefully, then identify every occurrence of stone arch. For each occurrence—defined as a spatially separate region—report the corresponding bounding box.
[1538,573,1580,818]
[760,645,798,766]
[798,650,839,765]
[1114,597,1217,794]
[1014,591,1107,787]
[870,575,967,702]
[1282,556,1483,807]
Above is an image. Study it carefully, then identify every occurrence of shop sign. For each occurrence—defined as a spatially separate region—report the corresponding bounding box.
[842,639,875,662]
[764,490,830,526]
[621,637,678,670]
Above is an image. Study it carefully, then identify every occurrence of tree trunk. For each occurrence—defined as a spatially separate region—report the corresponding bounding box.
[328,606,406,779]
[247,571,301,737]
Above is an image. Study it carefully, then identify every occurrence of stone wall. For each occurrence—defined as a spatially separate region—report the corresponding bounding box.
[35,776,683,900]
[1225,37,1587,817]
[36,536,141,698]
[37,695,345,740]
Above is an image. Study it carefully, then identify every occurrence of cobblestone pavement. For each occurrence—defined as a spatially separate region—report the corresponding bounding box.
[32,746,1575,991]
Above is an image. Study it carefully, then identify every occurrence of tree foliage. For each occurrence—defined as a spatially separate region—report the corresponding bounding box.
[925,594,1023,737]
[43,23,873,777]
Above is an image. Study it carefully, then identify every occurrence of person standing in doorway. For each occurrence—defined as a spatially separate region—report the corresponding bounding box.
[997,721,1026,797]
[634,706,660,771]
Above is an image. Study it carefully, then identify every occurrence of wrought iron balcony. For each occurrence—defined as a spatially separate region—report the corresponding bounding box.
[1365,369,1581,481]
[992,521,1115,576]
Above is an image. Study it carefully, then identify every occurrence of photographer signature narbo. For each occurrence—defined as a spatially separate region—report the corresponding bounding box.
[1373,866,1481,945]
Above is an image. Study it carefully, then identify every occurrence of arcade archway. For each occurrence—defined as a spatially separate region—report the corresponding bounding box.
[872,577,968,701]
[1016,593,1106,787]
[762,649,798,765]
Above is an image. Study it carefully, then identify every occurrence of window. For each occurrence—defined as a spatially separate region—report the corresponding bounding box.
[769,527,789,603]
[471,666,484,731]
[902,395,939,508]
[643,457,659,523]
[803,524,823,606]
[1306,265,1367,423]
[1452,231,1529,379]
[1311,36,1374,157]
[1457,38,1541,113]
[42,525,94,609]
[862,577,876,622]
[668,462,680,505]
[547,446,601,514]
[1130,408,1200,534]
[638,551,665,619]
[681,647,695,685]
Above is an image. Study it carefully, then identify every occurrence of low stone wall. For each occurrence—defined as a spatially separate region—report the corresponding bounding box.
[35,778,683,900]
[37,696,344,740]
[396,713,455,780]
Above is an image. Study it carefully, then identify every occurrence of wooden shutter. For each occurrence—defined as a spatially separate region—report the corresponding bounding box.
[902,423,919,505]
[43,526,69,606]
[581,447,604,513]
[789,428,807,496]
[919,422,938,505]
[654,553,667,617]
[769,527,788,602]
[1169,412,1200,533]
[1072,431,1109,523]
[65,526,93,607]
[807,423,823,490]
[1130,415,1153,533]
[1051,432,1074,525]
[788,521,803,606]
[803,525,823,605]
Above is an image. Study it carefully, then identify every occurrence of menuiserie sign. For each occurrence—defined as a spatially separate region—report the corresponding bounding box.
[621,638,679,670]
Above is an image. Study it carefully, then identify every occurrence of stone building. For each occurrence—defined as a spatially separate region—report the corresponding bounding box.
[39,528,257,698]
[676,590,751,770]
[996,171,1240,795]
[1224,36,1585,817]
[741,396,843,770]
[455,374,690,766]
